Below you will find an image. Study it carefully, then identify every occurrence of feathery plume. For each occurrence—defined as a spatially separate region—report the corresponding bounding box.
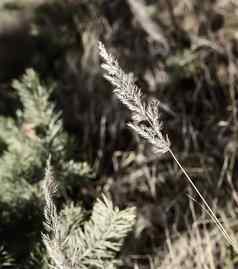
[98,41,237,251]
[98,41,170,155]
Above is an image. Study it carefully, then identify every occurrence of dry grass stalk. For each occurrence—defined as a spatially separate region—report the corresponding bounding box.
[42,158,70,269]
[98,41,237,252]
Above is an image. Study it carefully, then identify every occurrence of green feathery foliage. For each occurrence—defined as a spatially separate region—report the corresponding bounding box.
[0,69,91,208]
[42,159,136,269]
[0,69,92,268]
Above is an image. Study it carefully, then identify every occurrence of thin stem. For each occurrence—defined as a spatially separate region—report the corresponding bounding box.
[168,148,236,249]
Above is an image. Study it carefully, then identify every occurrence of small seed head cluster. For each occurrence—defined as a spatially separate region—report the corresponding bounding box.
[98,42,170,155]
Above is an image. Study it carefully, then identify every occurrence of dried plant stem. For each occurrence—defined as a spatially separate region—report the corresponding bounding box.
[98,41,237,252]
[169,149,235,249]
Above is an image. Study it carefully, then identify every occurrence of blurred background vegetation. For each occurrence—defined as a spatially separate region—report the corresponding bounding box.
[1,0,238,268]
